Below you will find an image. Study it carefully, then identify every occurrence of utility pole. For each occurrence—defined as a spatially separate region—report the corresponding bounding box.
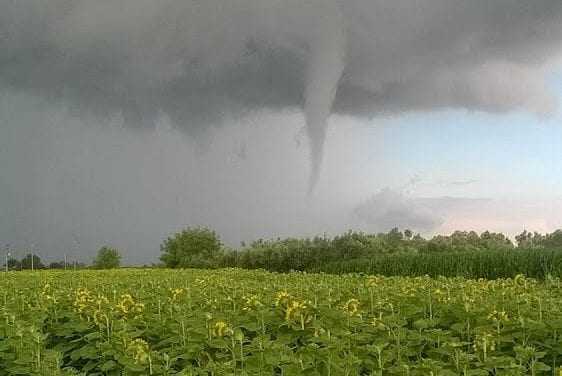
[4,244,10,273]
[30,243,34,272]
[73,234,80,272]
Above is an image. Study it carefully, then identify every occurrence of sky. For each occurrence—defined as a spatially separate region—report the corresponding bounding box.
[375,72,562,200]
[1,1,562,264]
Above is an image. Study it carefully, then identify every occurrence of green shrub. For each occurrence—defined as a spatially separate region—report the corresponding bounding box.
[93,246,121,269]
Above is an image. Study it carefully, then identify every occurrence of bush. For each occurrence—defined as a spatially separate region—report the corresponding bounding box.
[93,246,121,269]
[160,227,222,268]
[20,254,44,270]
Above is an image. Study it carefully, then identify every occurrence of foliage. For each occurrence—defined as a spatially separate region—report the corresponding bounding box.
[6,257,21,271]
[424,230,513,253]
[216,229,525,277]
[6,256,86,272]
[20,253,45,270]
[93,246,121,269]
[310,248,562,279]
[48,261,66,269]
[516,229,562,250]
[49,261,87,270]
[2,269,562,374]
[160,227,223,268]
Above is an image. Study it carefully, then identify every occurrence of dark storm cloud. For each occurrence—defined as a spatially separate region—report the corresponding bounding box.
[1,0,562,183]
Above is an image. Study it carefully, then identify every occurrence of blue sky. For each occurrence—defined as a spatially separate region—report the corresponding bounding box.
[363,72,562,200]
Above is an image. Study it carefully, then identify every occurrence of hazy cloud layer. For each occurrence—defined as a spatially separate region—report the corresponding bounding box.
[352,192,562,240]
[0,97,377,264]
[352,189,445,233]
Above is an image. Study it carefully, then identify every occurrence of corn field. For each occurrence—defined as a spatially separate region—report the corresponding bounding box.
[221,249,562,280]
[308,249,562,280]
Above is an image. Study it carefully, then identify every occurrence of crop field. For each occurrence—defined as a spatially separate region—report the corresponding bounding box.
[2,269,562,375]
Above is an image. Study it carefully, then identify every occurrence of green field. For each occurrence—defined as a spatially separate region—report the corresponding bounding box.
[2,269,562,375]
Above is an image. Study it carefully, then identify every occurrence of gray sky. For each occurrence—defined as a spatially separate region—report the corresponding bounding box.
[1,1,562,264]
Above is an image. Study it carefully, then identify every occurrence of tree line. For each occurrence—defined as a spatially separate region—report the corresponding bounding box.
[157,227,562,273]
[6,227,562,273]
[3,246,120,271]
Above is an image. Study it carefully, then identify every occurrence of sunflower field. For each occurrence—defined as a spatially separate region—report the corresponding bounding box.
[2,269,562,375]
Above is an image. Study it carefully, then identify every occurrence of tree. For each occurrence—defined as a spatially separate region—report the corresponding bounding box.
[386,227,404,243]
[542,230,562,249]
[6,257,20,271]
[48,261,66,269]
[93,246,121,269]
[515,230,530,247]
[21,254,44,269]
[404,229,413,240]
[160,227,222,268]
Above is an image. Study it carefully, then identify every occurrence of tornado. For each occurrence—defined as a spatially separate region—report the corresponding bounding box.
[303,3,346,192]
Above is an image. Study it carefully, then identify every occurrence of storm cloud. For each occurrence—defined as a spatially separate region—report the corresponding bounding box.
[1,0,562,183]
